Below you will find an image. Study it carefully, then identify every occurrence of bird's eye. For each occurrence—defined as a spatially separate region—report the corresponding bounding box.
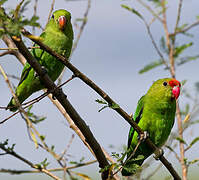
[52,14,54,19]
[163,82,168,86]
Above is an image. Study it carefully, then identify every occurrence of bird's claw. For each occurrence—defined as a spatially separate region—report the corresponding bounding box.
[138,131,149,142]
[34,71,38,78]
[153,148,164,160]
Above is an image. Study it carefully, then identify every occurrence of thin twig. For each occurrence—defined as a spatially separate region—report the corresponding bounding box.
[161,0,175,78]
[170,20,199,36]
[47,0,55,25]
[176,102,187,180]
[137,0,163,23]
[71,0,91,54]
[0,47,39,51]
[33,0,38,34]
[174,0,183,33]
[142,17,169,68]
[0,160,97,174]
[0,144,61,180]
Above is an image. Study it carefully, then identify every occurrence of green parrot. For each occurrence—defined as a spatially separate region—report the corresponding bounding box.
[122,78,181,176]
[7,9,73,111]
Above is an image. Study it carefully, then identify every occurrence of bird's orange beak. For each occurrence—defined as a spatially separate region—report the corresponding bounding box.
[169,79,181,99]
[58,16,66,31]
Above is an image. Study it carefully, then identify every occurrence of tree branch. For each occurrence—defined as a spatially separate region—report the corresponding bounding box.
[21,30,181,180]
[11,35,110,180]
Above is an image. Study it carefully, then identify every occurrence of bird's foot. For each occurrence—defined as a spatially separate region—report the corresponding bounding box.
[153,148,164,160]
[138,131,149,142]
[34,71,38,78]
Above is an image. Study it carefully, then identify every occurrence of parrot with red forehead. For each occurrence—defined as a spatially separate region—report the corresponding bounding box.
[7,9,73,111]
[122,78,181,176]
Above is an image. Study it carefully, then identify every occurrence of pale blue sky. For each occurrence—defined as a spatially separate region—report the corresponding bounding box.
[0,0,199,179]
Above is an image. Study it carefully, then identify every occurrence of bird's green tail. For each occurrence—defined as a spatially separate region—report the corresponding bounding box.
[6,98,19,112]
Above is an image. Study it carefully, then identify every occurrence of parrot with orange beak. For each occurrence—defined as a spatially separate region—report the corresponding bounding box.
[122,78,181,176]
[7,9,73,111]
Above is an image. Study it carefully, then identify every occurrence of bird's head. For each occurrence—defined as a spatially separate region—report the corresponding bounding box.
[147,78,181,101]
[50,9,72,31]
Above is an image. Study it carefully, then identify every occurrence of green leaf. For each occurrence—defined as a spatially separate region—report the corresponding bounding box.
[35,158,50,169]
[99,164,112,173]
[121,4,143,20]
[27,105,46,124]
[111,152,120,159]
[188,159,199,165]
[128,155,144,163]
[20,0,31,14]
[174,42,193,58]
[176,23,188,32]
[122,163,141,174]
[189,137,199,147]
[165,145,175,153]
[190,120,199,125]
[176,137,187,145]
[95,99,107,105]
[177,55,199,66]
[70,157,85,165]
[110,103,120,109]
[98,105,109,112]
[139,60,164,74]
[160,36,168,54]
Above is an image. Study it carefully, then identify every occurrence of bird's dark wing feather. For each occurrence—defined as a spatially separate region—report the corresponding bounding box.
[127,95,145,148]
[18,32,47,86]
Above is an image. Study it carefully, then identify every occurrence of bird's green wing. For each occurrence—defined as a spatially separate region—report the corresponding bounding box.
[18,32,46,86]
[127,95,145,148]
[18,63,32,86]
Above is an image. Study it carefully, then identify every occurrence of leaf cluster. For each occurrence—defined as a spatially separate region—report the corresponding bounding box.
[0,0,40,38]
[35,158,50,169]
[0,139,15,153]
[26,105,46,124]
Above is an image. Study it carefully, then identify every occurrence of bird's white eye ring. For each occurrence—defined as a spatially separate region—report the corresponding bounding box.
[163,82,168,86]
